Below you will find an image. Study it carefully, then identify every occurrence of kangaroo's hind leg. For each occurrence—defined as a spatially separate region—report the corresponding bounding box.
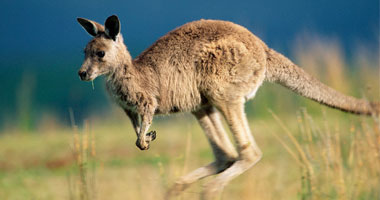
[166,106,238,199]
[202,99,262,199]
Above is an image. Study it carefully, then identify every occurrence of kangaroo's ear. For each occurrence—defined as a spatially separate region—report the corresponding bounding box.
[77,18,104,37]
[105,15,120,41]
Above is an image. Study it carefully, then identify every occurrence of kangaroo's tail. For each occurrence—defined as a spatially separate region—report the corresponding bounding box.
[265,48,379,116]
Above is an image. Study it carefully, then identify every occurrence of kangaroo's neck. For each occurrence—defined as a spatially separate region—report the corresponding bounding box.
[106,44,158,111]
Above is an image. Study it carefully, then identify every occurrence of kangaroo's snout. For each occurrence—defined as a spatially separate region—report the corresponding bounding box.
[78,70,88,81]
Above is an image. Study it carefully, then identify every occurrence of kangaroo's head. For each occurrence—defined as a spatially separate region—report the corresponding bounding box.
[77,15,130,81]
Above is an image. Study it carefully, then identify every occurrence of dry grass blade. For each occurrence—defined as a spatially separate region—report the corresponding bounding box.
[269,110,317,198]
[67,109,97,200]
[268,110,314,175]
[262,121,302,167]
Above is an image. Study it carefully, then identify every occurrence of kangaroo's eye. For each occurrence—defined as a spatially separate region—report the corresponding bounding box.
[96,51,105,58]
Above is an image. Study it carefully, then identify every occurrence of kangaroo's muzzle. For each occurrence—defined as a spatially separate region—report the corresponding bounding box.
[78,70,88,81]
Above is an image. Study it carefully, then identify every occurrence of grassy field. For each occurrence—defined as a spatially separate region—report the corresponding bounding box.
[0,39,379,200]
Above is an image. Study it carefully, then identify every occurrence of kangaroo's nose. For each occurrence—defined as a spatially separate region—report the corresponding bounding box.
[78,70,87,80]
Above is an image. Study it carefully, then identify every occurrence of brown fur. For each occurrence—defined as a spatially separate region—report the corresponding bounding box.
[265,49,379,115]
[77,15,379,199]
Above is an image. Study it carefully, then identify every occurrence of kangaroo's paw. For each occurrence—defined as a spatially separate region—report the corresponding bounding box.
[146,130,156,141]
[136,130,157,150]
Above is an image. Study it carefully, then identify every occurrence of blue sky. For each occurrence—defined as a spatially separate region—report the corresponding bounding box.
[0,0,378,60]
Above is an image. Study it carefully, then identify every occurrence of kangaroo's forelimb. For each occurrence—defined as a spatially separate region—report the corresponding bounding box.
[136,109,155,150]
[124,109,141,136]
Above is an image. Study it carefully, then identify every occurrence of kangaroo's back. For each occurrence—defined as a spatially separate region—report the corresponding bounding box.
[134,19,266,69]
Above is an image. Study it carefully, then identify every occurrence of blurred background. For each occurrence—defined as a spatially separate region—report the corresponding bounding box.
[0,0,378,129]
[0,1,379,200]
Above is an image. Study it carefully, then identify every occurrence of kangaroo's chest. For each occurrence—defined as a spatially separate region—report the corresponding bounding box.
[106,81,138,112]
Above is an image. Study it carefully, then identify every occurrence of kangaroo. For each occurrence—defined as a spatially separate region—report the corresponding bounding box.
[77,15,379,199]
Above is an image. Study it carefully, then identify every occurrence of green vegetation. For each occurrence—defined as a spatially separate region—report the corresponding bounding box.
[0,38,379,199]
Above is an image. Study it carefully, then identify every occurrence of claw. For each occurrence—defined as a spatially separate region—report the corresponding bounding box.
[147,130,156,141]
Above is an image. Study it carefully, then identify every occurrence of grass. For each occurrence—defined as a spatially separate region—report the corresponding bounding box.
[0,38,379,199]
[0,111,378,200]
[269,110,380,200]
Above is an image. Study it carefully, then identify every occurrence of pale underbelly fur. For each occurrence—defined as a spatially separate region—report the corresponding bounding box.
[244,69,266,101]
